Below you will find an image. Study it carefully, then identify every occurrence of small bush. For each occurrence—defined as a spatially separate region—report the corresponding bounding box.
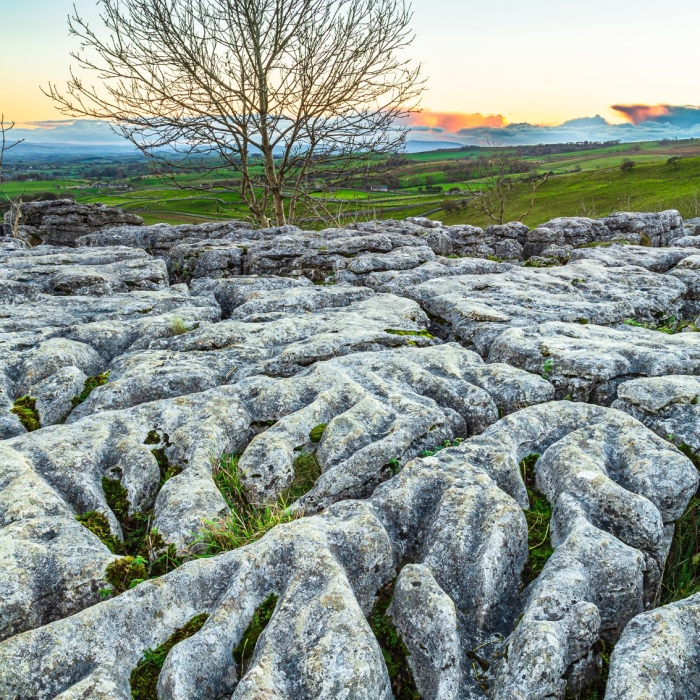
[171,317,187,335]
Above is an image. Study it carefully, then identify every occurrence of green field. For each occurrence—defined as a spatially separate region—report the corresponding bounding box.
[2,138,699,228]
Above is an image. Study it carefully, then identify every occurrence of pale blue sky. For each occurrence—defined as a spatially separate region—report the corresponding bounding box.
[3,0,699,125]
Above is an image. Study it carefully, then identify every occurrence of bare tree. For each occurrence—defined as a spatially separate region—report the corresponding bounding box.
[471,146,549,225]
[0,116,24,190]
[45,0,423,227]
[0,116,25,240]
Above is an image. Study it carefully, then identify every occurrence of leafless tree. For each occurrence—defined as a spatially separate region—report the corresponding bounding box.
[0,116,26,240]
[471,146,549,225]
[45,0,424,227]
[0,116,24,189]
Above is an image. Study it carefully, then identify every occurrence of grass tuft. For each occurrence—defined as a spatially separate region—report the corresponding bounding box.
[130,613,209,700]
[520,454,555,585]
[198,454,310,555]
[171,316,187,335]
[234,594,278,677]
[11,395,41,432]
[368,580,421,699]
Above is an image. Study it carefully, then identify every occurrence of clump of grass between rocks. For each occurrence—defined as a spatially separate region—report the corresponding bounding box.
[199,453,318,554]
[368,580,421,699]
[520,454,554,585]
[130,613,209,700]
[11,395,41,432]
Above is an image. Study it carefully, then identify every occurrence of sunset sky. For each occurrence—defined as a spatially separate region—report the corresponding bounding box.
[2,0,699,128]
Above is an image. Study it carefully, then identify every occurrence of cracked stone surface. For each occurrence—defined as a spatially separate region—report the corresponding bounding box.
[488,321,700,404]
[369,259,687,355]
[2,210,700,699]
[0,402,695,699]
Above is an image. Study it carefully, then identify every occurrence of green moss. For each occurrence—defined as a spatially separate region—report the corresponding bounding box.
[368,580,421,699]
[71,372,109,408]
[143,430,180,485]
[105,555,148,594]
[284,452,322,502]
[101,476,182,590]
[520,454,555,585]
[11,395,41,432]
[130,613,209,700]
[76,510,124,555]
[309,423,327,443]
[384,328,434,338]
[233,594,278,677]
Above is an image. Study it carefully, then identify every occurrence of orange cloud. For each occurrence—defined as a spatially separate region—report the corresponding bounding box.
[408,110,507,132]
[611,104,671,125]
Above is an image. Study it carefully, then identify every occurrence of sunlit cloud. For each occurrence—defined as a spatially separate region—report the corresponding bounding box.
[612,104,700,127]
[408,110,506,132]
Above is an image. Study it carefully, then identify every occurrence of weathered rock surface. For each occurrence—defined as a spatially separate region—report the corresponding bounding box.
[0,244,169,296]
[488,321,700,404]
[0,402,694,699]
[3,200,143,246]
[370,259,687,355]
[605,594,700,700]
[3,207,700,699]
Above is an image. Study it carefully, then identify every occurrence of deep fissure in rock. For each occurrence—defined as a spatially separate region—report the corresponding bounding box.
[369,580,421,700]
[233,594,278,678]
[520,454,554,585]
[130,613,209,700]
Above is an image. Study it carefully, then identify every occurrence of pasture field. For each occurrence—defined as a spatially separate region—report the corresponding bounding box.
[2,138,699,228]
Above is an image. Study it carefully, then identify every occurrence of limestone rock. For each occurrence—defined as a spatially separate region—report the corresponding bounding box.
[488,321,700,404]
[3,200,143,247]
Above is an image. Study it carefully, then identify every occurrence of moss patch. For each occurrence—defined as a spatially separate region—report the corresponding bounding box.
[71,372,109,408]
[100,475,181,592]
[233,594,278,677]
[520,454,555,585]
[144,430,180,485]
[76,510,124,554]
[284,452,322,502]
[105,555,148,594]
[11,395,41,432]
[661,443,700,603]
[384,328,434,338]
[130,613,209,700]
[309,423,327,443]
[368,580,421,699]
